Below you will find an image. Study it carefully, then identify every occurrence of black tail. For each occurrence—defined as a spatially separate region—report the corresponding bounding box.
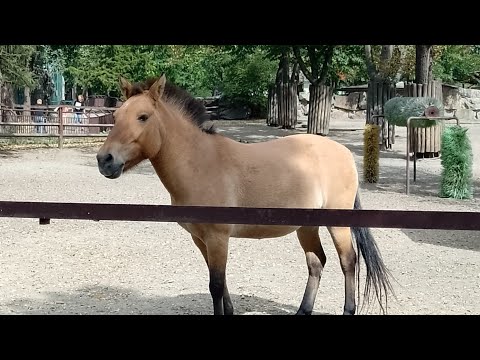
[351,191,395,314]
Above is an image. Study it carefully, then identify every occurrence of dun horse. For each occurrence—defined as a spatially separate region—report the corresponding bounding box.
[96,75,394,315]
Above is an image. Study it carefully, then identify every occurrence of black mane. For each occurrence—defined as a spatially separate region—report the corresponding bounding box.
[128,77,216,134]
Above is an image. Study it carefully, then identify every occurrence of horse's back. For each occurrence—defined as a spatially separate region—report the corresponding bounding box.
[222,133,358,210]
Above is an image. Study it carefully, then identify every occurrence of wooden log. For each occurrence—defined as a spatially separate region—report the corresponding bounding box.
[366,80,396,148]
[289,83,297,128]
[276,83,282,127]
[319,85,325,134]
[321,87,332,134]
[266,85,275,126]
[307,83,332,136]
[389,86,395,146]
[278,83,283,127]
[307,84,315,134]
[276,82,297,129]
[368,80,373,124]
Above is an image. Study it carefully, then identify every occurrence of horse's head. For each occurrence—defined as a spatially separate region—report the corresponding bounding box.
[96,75,166,179]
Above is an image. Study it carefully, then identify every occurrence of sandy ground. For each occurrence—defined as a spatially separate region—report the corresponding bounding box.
[0,112,479,315]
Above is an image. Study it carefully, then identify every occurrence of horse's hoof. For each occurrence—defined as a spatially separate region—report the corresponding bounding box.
[295,309,312,315]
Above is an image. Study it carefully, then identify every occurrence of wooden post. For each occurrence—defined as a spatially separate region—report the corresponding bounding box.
[39,218,50,225]
[267,84,278,126]
[277,81,297,129]
[366,80,396,149]
[307,83,333,135]
[58,107,64,149]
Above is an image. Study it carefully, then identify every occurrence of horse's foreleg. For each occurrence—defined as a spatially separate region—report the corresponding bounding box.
[191,235,233,315]
[206,234,229,315]
[193,235,233,315]
[327,226,357,315]
[296,226,326,315]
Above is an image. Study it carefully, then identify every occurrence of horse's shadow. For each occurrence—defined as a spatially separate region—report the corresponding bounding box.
[400,228,480,252]
[4,285,330,315]
[0,149,20,158]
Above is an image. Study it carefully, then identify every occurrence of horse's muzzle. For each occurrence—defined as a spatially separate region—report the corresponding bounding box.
[97,152,124,179]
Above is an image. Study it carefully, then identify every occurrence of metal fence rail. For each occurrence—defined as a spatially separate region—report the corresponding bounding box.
[1,201,479,230]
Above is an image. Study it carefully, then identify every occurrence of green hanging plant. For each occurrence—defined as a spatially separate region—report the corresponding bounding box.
[440,126,473,199]
[384,96,443,127]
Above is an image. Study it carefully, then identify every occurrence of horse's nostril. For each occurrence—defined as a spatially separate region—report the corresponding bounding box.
[97,153,114,165]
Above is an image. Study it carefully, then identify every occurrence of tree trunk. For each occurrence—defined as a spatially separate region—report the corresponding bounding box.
[365,45,395,82]
[290,61,299,84]
[277,81,297,129]
[279,51,289,84]
[24,86,31,111]
[1,82,14,108]
[366,80,396,149]
[272,51,297,130]
[415,45,432,84]
[307,83,333,135]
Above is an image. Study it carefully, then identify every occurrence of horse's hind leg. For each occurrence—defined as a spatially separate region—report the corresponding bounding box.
[296,226,326,315]
[327,226,357,315]
[191,235,233,315]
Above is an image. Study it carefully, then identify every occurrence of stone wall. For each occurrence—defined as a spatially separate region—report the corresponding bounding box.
[332,92,366,111]
[442,85,480,121]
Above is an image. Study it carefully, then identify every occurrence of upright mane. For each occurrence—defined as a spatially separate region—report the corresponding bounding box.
[127,77,216,134]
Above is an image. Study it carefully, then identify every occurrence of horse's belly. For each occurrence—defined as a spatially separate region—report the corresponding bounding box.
[230,224,300,239]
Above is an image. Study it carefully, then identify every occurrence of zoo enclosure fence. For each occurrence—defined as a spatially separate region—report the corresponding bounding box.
[0,104,118,148]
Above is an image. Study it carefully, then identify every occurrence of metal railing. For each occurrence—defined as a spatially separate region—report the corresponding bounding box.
[1,201,479,231]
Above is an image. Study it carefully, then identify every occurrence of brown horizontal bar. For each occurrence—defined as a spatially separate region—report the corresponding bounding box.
[0,201,479,230]
[0,134,108,138]
[0,123,114,128]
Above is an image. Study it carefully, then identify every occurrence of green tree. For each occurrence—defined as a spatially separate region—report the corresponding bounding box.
[55,45,230,99]
[0,45,36,106]
[330,45,368,87]
[432,45,480,86]
[221,47,277,118]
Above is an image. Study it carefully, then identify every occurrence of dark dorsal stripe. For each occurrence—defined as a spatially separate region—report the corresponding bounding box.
[127,77,216,134]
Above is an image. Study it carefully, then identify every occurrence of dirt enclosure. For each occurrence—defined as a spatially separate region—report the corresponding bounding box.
[0,114,479,315]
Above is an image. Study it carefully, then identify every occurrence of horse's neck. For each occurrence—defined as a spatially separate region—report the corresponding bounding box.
[149,105,215,203]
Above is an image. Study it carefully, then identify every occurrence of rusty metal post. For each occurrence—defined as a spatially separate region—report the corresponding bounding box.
[413,133,417,182]
[58,106,64,149]
[406,122,411,195]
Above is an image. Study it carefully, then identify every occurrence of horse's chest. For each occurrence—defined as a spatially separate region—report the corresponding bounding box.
[177,222,195,235]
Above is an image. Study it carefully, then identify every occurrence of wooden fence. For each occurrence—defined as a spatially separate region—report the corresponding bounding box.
[0,104,118,148]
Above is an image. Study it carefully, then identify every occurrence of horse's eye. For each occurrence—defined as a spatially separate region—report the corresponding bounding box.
[138,114,148,122]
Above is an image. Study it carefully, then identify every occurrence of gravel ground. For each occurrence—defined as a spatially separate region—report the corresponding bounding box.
[0,114,479,315]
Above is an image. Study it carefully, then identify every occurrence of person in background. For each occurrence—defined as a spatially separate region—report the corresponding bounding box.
[73,94,85,124]
[33,98,45,134]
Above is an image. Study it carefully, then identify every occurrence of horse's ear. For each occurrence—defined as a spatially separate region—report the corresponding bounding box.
[119,76,132,99]
[148,74,166,102]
